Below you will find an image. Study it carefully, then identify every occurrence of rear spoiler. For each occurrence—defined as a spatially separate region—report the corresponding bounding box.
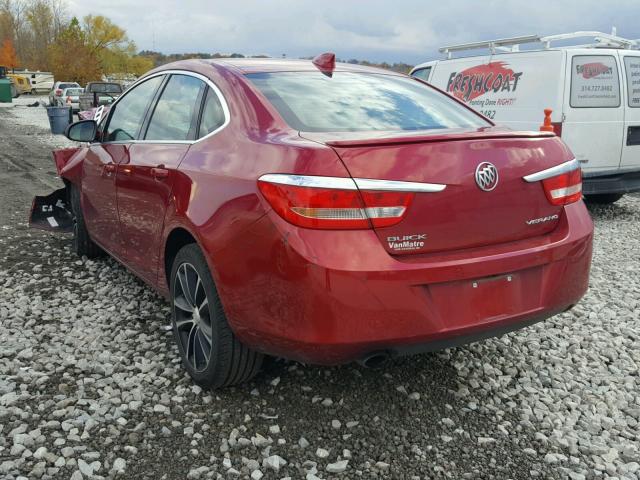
[302,128,555,148]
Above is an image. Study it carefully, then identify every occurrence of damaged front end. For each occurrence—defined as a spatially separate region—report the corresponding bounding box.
[29,147,82,234]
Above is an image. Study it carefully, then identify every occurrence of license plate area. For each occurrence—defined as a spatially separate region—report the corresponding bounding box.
[425,267,542,327]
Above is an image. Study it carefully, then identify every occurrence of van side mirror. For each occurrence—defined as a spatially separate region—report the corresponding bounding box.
[65,120,97,142]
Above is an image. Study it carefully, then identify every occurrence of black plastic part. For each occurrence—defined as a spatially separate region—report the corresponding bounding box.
[626,126,640,146]
[582,170,640,195]
[29,187,74,233]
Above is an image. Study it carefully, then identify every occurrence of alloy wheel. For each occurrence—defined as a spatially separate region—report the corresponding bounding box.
[173,262,213,372]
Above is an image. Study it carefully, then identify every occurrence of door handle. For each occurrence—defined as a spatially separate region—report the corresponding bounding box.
[151,167,169,180]
[103,163,116,176]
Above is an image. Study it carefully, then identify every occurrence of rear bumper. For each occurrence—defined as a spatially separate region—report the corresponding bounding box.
[216,201,593,365]
[583,169,640,195]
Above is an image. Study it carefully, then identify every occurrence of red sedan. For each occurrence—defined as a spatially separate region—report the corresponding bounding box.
[30,54,593,388]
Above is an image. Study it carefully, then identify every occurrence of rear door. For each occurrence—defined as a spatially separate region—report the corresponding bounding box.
[620,53,640,171]
[116,73,216,284]
[562,51,624,174]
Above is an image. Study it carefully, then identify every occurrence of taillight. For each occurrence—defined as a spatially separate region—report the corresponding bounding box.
[523,159,582,206]
[542,168,581,205]
[257,175,414,229]
[55,89,62,96]
[552,122,562,137]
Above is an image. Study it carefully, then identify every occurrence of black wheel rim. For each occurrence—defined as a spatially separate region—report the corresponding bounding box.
[173,262,213,372]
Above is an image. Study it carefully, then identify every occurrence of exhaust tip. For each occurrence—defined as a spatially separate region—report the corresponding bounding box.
[358,351,391,369]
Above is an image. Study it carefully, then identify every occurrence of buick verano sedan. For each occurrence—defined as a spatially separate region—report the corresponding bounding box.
[30,54,593,387]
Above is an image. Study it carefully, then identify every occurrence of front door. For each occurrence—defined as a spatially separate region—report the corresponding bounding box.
[81,144,129,254]
[90,74,166,258]
[562,52,624,175]
[620,53,640,171]
[116,73,206,283]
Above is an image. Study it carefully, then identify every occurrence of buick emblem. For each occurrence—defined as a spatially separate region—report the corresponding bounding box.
[475,162,499,191]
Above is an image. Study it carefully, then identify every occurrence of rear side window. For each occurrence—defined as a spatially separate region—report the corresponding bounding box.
[624,57,640,108]
[198,88,226,138]
[570,55,620,108]
[411,67,432,81]
[246,71,488,132]
[105,76,163,142]
[146,75,205,141]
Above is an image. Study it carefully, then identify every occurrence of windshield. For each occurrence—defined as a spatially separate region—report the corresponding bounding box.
[246,71,489,132]
[90,83,122,93]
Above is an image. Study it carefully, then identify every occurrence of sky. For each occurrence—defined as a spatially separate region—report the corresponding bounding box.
[67,0,640,65]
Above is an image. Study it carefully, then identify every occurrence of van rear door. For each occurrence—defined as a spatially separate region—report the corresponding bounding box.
[427,50,564,131]
[562,50,624,174]
[620,53,640,171]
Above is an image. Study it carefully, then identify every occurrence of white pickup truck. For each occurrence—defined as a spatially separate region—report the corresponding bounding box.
[411,31,640,204]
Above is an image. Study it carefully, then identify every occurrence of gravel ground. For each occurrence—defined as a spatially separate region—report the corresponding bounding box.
[0,102,639,480]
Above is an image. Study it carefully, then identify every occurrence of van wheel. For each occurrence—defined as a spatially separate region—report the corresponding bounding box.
[170,244,263,388]
[69,186,103,258]
[584,193,623,205]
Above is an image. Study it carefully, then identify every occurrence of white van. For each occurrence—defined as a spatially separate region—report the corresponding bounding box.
[411,31,640,204]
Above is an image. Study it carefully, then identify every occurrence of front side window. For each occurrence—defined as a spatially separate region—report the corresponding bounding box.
[570,55,621,108]
[246,71,488,132]
[198,88,226,138]
[146,75,205,141]
[411,67,432,81]
[105,76,163,142]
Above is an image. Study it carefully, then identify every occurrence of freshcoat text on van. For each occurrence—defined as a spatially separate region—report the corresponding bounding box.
[446,61,523,102]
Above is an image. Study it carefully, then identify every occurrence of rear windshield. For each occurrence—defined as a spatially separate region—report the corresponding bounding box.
[89,83,122,93]
[246,71,489,132]
[59,83,78,89]
[65,88,83,95]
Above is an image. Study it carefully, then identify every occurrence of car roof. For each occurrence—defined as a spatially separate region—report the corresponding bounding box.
[166,58,405,76]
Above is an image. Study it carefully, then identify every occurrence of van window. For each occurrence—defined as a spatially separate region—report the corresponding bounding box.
[570,55,620,108]
[624,57,640,108]
[412,67,432,81]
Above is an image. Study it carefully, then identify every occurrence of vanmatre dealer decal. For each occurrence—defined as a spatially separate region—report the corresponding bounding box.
[445,62,523,118]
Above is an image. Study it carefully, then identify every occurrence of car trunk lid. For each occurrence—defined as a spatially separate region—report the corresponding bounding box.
[301,128,573,255]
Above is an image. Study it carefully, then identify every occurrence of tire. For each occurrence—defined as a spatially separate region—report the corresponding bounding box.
[170,243,263,388]
[584,193,624,205]
[69,185,102,258]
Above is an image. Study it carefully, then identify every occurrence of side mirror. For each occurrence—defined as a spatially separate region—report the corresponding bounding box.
[65,120,97,142]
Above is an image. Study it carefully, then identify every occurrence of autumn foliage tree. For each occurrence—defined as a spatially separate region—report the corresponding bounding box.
[0,38,18,68]
[0,1,153,80]
[47,17,100,84]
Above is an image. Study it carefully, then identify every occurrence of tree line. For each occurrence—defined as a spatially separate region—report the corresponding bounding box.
[1,0,414,85]
[0,0,153,84]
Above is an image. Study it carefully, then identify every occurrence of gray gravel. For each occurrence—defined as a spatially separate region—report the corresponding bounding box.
[1,103,639,479]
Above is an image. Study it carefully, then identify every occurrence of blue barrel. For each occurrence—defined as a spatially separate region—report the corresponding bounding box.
[46,106,72,134]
